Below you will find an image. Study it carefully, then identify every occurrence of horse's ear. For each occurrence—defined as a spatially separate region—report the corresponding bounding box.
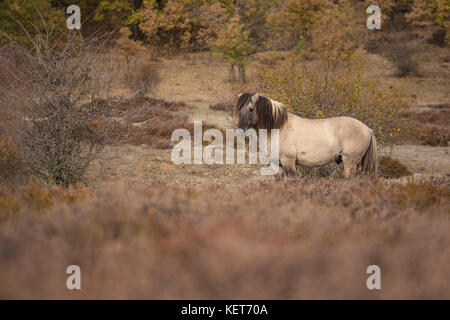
[252,93,260,103]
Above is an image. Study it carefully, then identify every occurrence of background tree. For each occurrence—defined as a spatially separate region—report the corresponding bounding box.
[406,0,449,45]
[0,0,66,45]
[310,0,359,67]
[221,0,275,49]
[265,0,328,50]
[213,16,255,82]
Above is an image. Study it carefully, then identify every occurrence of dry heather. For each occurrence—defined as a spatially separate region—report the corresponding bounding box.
[404,109,450,147]
[111,97,193,149]
[0,177,448,299]
[378,156,412,179]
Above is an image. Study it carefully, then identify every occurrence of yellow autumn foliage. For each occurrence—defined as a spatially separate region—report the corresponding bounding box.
[257,57,412,146]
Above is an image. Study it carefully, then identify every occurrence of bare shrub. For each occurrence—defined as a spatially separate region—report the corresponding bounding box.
[0,26,123,187]
[382,34,422,77]
[123,62,159,99]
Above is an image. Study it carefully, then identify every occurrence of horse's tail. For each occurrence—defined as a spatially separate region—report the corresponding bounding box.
[360,130,378,176]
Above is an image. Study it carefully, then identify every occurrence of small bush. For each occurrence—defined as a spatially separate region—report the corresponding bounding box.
[428,28,447,47]
[383,35,422,77]
[419,127,449,146]
[379,156,412,178]
[123,62,159,99]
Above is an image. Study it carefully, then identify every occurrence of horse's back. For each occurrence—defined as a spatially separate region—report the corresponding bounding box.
[287,114,369,139]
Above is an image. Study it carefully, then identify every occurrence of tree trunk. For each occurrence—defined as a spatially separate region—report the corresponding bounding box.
[130,0,144,40]
[238,64,246,83]
[230,64,236,82]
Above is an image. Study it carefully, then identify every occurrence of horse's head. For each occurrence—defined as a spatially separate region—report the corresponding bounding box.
[235,93,287,132]
[236,93,259,131]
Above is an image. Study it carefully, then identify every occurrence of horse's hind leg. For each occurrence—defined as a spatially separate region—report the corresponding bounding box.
[342,155,358,178]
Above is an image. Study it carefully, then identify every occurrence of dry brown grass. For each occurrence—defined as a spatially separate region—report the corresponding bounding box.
[0,177,448,299]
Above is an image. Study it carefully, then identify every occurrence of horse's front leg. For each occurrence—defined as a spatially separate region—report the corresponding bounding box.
[279,156,296,178]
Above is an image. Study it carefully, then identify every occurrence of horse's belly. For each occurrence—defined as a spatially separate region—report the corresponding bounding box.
[283,118,341,167]
[296,150,336,167]
[295,140,340,167]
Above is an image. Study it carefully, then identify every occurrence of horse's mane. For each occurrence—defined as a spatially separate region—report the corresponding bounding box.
[236,92,253,113]
[236,93,288,130]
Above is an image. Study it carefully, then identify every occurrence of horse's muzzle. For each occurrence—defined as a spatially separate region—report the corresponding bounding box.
[236,128,246,137]
[237,118,249,133]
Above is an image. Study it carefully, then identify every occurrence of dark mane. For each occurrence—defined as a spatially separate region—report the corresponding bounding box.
[255,95,288,130]
[235,92,254,113]
[236,92,288,130]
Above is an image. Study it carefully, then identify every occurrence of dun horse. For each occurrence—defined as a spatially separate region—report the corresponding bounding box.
[236,93,378,178]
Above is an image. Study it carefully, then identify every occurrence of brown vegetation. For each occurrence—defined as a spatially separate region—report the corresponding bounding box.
[382,33,423,77]
[209,102,234,114]
[0,30,124,187]
[0,177,448,299]
[122,61,160,99]
[401,109,450,146]
[378,156,412,178]
[113,98,192,149]
[256,58,412,146]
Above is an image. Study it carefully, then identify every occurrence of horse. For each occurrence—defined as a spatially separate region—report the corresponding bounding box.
[235,93,378,178]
